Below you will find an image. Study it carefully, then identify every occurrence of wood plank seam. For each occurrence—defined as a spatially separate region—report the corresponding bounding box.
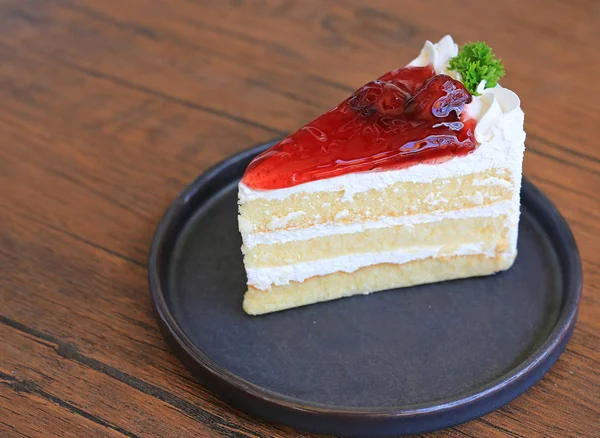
[1,315,264,438]
[48,51,286,137]
[525,146,599,176]
[477,418,524,438]
[13,211,146,269]
[527,133,600,164]
[1,372,141,438]
[0,419,33,438]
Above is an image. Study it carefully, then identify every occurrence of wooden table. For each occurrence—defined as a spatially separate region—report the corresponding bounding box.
[2,1,598,436]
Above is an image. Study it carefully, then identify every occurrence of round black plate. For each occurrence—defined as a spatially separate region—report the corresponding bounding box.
[149,141,581,437]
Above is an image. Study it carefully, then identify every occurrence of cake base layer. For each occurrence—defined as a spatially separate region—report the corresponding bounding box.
[243,253,515,315]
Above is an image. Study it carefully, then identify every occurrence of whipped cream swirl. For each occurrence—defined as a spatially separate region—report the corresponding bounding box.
[408,35,524,146]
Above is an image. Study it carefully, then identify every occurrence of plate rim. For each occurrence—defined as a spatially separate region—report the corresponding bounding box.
[148,141,582,432]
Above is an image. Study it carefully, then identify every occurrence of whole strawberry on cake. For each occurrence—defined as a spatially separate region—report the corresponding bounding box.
[238,35,525,315]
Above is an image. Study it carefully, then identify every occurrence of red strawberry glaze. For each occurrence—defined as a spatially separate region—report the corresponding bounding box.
[242,65,477,190]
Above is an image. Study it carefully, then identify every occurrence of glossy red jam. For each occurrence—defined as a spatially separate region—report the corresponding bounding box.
[242,65,476,190]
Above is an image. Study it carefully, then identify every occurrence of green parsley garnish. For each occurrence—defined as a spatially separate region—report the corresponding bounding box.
[448,42,505,95]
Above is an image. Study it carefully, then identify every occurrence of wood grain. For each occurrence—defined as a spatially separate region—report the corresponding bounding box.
[1,0,598,437]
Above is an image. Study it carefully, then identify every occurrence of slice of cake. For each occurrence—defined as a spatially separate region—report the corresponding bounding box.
[238,35,525,315]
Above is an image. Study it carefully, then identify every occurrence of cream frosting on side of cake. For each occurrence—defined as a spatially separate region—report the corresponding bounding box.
[238,35,525,295]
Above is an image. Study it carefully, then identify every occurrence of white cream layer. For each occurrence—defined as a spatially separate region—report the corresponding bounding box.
[243,201,513,248]
[247,242,495,290]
